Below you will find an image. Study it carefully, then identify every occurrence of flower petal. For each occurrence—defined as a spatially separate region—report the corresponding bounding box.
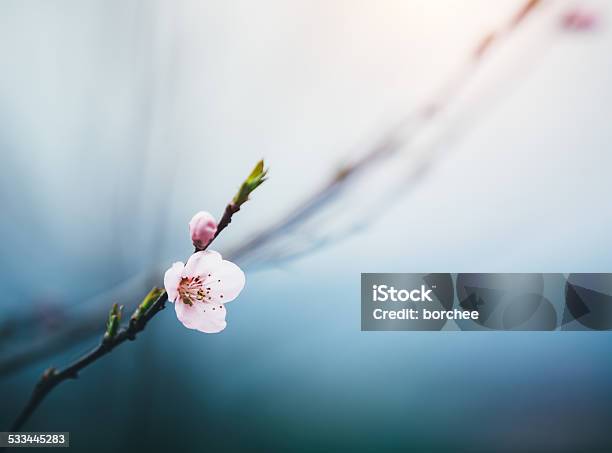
[175,300,227,333]
[164,262,184,303]
[205,260,246,304]
[183,250,222,278]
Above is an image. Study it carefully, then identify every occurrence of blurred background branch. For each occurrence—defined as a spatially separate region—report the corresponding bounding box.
[0,0,595,379]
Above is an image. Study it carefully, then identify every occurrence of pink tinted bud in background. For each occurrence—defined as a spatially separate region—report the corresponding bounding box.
[562,9,599,31]
[189,211,217,249]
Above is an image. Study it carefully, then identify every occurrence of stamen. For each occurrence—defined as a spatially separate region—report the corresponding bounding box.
[178,276,207,305]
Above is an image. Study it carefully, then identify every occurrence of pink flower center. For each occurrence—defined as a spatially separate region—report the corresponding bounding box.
[177,273,226,306]
[178,276,207,306]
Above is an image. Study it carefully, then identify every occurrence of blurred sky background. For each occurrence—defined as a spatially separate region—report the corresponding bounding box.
[1,0,612,451]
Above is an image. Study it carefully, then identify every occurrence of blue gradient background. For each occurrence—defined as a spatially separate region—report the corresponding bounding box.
[1,1,612,451]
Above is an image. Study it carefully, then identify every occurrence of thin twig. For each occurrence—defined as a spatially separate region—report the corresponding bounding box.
[225,0,547,264]
[8,161,266,434]
[196,203,240,252]
[8,291,168,433]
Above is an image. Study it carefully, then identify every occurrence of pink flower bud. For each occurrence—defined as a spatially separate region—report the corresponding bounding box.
[189,211,217,249]
[561,9,599,31]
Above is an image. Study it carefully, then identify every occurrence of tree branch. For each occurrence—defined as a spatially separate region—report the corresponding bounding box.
[196,160,266,253]
[9,291,168,433]
[196,203,240,252]
[7,160,267,435]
